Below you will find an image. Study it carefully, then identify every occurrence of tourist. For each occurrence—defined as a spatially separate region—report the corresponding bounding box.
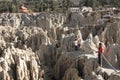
[74,38,80,51]
[97,43,104,66]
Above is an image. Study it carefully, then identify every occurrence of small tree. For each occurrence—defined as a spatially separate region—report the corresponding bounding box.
[62,0,74,10]
[0,1,11,12]
[49,0,58,11]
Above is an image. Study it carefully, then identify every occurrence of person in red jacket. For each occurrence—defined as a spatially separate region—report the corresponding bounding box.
[97,43,104,66]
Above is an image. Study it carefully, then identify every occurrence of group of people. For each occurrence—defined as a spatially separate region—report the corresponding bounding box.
[73,38,104,67]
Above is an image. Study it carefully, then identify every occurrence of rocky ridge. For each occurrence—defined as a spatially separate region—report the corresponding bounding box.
[0,12,119,80]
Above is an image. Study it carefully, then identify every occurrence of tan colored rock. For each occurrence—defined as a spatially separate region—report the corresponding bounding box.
[63,68,81,80]
[0,12,119,80]
[30,57,39,80]
[109,73,120,80]
[53,51,99,80]
[81,33,97,54]
[104,44,120,68]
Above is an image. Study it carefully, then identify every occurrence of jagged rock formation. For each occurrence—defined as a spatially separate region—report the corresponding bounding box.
[104,44,120,69]
[0,45,44,80]
[0,11,120,80]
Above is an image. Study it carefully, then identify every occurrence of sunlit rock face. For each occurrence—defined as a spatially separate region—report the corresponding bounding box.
[0,44,44,80]
[0,11,120,80]
[104,44,120,69]
[52,51,98,80]
[104,22,120,45]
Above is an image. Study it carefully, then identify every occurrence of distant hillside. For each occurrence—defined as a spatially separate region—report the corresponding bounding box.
[0,0,12,1]
[0,0,120,13]
[70,0,80,5]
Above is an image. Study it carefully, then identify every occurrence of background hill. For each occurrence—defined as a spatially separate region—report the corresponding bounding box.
[0,0,120,13]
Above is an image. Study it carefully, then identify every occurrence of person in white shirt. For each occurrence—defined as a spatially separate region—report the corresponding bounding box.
[74,38,80,50]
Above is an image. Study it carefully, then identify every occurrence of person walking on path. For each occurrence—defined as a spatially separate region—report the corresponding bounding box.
[97,43,104,67]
